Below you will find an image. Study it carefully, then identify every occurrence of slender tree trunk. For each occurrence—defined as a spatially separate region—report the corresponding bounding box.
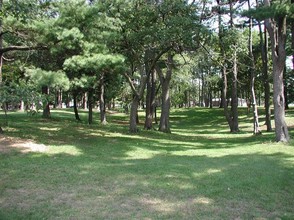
[83,92,88,109]
[144,73,153,130]
[258,22,272,131]
[42,86,50,118]
[0,0,2,84]
[130,95,139,133]
[218,0,231,129]
[99,73,107,125]
[284,67,289,110]
[231,50,239,132]
[124,68,148,133]
[248,0,261,134]
[0,0,4,133]
[55,89,62,108]
[88,90,93,125]
[144,69,156,130]
[222,64,232,130]
[0,52,2,84]
[218,0,234,132]
[229,0,239,132]
[159,77,171,133]
[272,63,289,142]
[264,0,289,142]
[292,0,294,71]
[158,53,173,133]
[73,92,81,121]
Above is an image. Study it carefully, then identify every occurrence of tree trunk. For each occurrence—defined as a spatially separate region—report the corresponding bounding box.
[218,0,231,130]
[259,23,272,131]
[218,0,236,132]
[0,0,3,132]
[129,95,139,133]
[231,50,239,132]
[158,53,173,133]
[264,0,289,142]
[144,69,156,130]
[73,92,81,121]
[284,67,289,110]
[292,0,294,71]
[58,89,62,108]
[42,86,50,118]
[248,1,261,134]
[100,73,107,125]
[229,0,239,132]
[124,66,148,133]
[88,90,93,125]
[0,0,2,84]
[159,78,171,133]
[272,63,289,142]
[20,100,25,111]
[222,64,232,130]
[144,74,153,130]
[83,92,88,109]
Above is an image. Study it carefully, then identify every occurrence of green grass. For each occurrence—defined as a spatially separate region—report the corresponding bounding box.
[0,107,294,219]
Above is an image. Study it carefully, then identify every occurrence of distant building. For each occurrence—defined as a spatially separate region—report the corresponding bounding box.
[212,98,247,107]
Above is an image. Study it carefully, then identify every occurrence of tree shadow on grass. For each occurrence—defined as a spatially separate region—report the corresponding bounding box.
[1,108,294,219]
[1,147,294,219]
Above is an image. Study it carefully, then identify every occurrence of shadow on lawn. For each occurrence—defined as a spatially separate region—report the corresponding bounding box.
[1,108,294,219]
[0,108,282,154]
[1,147,294,219]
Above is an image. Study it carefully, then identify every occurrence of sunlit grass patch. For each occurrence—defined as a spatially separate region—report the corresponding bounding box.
[0,107,294,219]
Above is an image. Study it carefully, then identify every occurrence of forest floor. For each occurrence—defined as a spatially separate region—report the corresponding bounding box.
[0,107,294,219]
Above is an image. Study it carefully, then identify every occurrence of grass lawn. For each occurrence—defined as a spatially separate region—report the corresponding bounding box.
[0,107,294,219]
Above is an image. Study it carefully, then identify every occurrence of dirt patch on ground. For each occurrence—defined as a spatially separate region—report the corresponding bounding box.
[0,135,47,154]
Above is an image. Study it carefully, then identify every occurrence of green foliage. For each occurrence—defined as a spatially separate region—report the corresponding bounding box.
[243,0,294,21]
[0,81,43,110]
[25,67,70,91]
[63,54,125,73]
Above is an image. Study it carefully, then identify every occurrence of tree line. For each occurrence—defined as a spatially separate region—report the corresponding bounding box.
[0,0,293,142]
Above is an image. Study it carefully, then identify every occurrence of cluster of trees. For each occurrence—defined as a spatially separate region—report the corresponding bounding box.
[0,0,293,142]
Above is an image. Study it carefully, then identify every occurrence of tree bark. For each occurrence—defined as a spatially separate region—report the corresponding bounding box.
[99,73,107,125]
[83,92,88,109]
[42,86,50,118]
[158,53,173,133]
[264,0,289,142]
[231,58,239,132]
[57,89,62,108]
[292,0,294,71]
[284,66,289,110]
[258,22,272,131]
[248,0,261,134]
[88,90,93,125]
[129,95,139,133]
[73,91,81,121]
[144,74,153,130]
[124,69,147,133]
[229,0,239,133]
[218,0,234,132]
[144,69,156,130]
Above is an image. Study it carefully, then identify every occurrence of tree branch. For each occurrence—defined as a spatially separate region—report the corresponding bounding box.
[0,45,48,54]
[123,72,140,98]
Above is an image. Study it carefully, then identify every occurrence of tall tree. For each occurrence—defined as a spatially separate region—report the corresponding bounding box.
[116,0,200,132]
[157,53,174,133]
[248,0,261,134]
[217,0,240,133]
[259,23,273,131]
[263,0,290,142]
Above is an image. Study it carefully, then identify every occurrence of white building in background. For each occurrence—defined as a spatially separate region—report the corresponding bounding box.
[212,98,248,107]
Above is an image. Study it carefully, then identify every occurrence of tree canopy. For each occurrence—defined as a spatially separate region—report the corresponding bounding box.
[0,0,293,142]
